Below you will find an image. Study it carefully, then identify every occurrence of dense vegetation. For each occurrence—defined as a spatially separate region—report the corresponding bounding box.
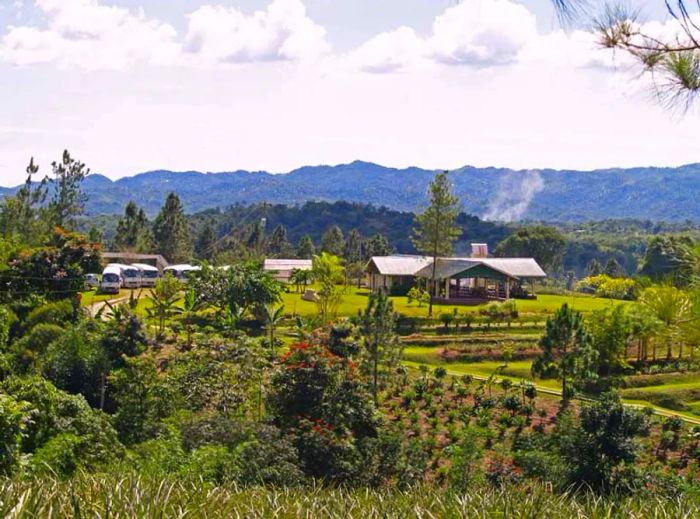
[3,155,700,514]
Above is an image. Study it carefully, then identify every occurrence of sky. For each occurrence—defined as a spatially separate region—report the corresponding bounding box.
[0,0,697,185]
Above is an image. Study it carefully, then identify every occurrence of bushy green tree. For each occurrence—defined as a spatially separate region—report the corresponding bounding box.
[225,262,281,319]
[640,236,697,287]
[495,225,566,274]
[532,304,597,406]
[2,376,123,471]
[363,233,393,259]
[41,321,108,407]
[589,305,631,376]
[111,356,175,445]
[1,228,101,302]
[560,392,649,491]
[0,394,29,476]
[268,341,379,483]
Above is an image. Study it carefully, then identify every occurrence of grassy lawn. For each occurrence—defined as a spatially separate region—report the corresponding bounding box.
[80,289,131,307]
[280,287,625,318]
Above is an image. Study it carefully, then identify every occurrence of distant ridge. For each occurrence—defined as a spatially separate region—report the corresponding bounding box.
[2,160,699,222]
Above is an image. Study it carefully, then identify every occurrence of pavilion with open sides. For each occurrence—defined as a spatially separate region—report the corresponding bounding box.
[365,245,546,305]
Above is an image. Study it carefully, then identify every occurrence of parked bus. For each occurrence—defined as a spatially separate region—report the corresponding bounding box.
[100,265,122,294]
[163,264,200,283]
[106,263,141,289]
[132,263,160,287]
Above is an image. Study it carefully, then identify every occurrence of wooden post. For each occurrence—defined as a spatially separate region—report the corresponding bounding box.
[445,278,450,300]
[505,279,510,300]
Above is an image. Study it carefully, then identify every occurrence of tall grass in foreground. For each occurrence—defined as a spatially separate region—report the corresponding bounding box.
[0,476,698,519]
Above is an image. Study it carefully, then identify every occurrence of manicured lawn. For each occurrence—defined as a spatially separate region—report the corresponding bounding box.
[80,289,131,307]
[280,287,626,318]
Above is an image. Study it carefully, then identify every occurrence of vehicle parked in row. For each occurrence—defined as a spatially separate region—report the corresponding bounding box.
[163,264,200,283]
[106,263,141,289]
[100,266,122,294]
[85,273,100,289]
[132,263,160,287]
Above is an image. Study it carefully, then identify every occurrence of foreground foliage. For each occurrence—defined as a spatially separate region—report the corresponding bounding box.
[0,475,698,518]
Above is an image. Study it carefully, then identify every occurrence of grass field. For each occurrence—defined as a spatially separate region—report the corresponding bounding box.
[79,289,131,307]
[280,288,623,318]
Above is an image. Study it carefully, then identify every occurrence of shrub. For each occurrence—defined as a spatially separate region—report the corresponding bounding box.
[0,394,29,476]
[29,433,82,478]
[180,445,239,484]
[24,300,74,331]
[513,450,566,484]
[575,275,637,300]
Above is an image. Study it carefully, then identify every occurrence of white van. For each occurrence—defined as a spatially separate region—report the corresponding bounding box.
[100,266,122,294]
[132,263,160,287]
[163,264,200,284]
[107,263,141,289]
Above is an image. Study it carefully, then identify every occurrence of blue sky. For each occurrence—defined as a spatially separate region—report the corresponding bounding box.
[0,0,696,185]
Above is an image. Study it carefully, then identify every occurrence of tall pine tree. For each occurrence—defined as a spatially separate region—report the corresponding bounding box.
[153,193,193,263]
[113,201,153,252]
[266,224,294,258]
[296,235,316,259]
[48,150,89,230]
[195,223,218,261]
[412,171,462,316]
[344,229,363,263]
[532,303,598,407]
[321,225,345,256]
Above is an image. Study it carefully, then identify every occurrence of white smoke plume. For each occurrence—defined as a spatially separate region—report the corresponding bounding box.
[483,170,544,222]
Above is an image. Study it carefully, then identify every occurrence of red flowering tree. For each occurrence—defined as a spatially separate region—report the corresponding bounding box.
[268,341,379,482]
[1,228,101,302]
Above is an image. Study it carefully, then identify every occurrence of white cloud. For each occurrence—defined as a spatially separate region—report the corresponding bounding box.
[427,0,536,66]
[0,0,330,69]
[1,0,179,69]
[345,0,614,73]
[347,26,423,73]
[1,0,699,187]
[183,0,329,63]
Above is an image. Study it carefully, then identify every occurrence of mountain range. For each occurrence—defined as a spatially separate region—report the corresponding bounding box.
[1,160,699,221]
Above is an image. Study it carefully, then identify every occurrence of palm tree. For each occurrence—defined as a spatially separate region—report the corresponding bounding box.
[264,304,285,358]
[640,285,692,360]
[290,268,312,293]
[627,308,661,363]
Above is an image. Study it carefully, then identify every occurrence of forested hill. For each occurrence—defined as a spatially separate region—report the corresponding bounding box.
[3,160,700,221]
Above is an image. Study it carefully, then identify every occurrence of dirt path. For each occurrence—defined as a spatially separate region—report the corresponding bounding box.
[86,296,129,318]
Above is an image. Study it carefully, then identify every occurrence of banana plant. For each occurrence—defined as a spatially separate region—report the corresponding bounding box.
[183,288,205,348]
[264,304,285,358]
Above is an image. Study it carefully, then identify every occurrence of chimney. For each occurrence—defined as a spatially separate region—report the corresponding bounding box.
[471,243,488,258]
